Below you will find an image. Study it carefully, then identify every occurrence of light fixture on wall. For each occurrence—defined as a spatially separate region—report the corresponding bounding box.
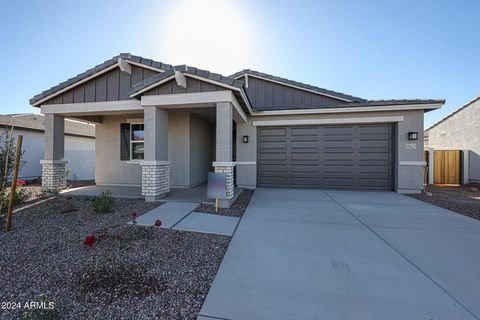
[408,132,419,140]
[242,135,249,143]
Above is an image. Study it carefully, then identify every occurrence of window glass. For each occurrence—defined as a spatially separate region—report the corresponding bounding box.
[132,143,144,160]
[130,123,144,160]
[131,124,144,141]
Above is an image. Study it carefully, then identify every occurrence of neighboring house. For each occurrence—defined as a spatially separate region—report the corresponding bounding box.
[0,114,95,181]
[425,96,480,182]
[29,53,444,205]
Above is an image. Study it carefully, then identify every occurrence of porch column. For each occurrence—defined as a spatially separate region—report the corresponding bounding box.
[41,114,67,189]
[141,106,170,201]
[213,102,235,203]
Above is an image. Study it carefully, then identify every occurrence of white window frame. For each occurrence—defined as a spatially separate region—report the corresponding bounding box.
[130,123,144,160]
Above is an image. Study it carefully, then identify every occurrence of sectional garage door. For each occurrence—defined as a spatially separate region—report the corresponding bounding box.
[257,124,394,190]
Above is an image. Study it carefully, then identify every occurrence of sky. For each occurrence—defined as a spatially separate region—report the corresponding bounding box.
[1,0,479,128]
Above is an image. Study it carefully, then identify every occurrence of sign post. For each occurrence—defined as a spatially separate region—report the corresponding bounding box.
[207,172,227,213]
[6,135,22,232]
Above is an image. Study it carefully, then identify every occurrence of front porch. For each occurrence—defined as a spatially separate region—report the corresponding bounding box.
[60,183,243,204]
[41,90,249,207]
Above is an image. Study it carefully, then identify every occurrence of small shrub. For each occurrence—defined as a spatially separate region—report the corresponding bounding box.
[92,191,113,214]
[41,188,59,198]
[1,187,27,212]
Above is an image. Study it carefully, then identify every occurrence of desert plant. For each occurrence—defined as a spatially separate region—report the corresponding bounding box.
[0,128,26,213]
[92,191,113,214]
[40,188,59,198]
[0,128,26,186]
[1,187,26,213]
[65,167,71,179]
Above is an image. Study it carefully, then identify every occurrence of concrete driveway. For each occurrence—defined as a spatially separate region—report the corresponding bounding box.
[199,188,480,320]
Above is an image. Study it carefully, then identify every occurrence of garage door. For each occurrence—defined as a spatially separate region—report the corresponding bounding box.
[257,124,394,190]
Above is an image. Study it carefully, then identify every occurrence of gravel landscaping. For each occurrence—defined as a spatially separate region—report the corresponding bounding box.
[409,183,480,220]
[195,189,254,217]
[0,195,230,319]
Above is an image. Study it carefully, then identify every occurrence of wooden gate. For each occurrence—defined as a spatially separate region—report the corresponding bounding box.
[433,150,461,184]
[423,150,429,185]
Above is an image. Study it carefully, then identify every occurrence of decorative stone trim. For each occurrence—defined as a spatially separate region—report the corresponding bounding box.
[41,160,67,190]
[212,161,236,167]
[141,163,170,201]
[213,164,235,199]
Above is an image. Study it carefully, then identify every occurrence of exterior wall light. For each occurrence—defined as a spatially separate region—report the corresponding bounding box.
[408,132,419,140]
[242,135,249,143]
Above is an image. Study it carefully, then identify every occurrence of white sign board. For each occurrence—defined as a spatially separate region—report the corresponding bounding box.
[207,172,227,199]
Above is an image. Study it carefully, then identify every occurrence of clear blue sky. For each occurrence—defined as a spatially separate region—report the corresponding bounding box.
[1,0,479,127]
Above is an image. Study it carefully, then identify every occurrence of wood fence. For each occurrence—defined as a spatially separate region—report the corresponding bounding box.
[433,150,461,184]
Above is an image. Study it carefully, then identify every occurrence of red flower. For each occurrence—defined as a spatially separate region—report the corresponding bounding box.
[154,220,162,227]
[16,180,27,185]
[83,235,96,247]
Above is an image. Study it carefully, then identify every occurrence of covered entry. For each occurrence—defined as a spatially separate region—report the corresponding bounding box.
[257,123,394,190]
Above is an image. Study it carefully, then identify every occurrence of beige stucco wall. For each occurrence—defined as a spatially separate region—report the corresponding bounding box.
[168,111,190,187]
[95,115,142,186]
[235,109,426,193]
[95,111,213,187]
[426,99,480,181]
[189,113,214,187]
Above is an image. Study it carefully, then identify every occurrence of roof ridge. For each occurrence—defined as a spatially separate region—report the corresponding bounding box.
[229,69,366,102]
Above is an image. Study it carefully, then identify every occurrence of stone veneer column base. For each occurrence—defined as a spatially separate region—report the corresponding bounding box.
[40,160,67,190]
[213,162,235,208]
[141,161,170,202]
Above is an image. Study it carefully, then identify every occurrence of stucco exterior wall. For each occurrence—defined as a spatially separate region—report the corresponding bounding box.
[426,99,480,182]
[189,114,214,186]
[168,111,190,187]
[95,115,142,186]
[236,118,257,188]
[95,111,212,187]
[10,128,94,180]
[236,109,425,193]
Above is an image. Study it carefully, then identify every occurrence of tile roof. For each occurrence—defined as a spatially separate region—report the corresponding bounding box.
[230,69,367,103]
[253,99,445,111]
[129,65,245,96]
[29,53,171,105]
[29,53,444,114]
[0,114,95,138]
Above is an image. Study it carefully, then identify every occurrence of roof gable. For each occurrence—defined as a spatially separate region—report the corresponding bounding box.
[129,65,251,111]
[130,65,244,97]
[30,53,171,106]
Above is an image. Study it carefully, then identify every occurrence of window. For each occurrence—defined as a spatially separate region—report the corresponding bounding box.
[130,124,144,160]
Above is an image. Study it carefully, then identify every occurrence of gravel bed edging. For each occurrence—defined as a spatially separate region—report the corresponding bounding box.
[195,189,254,217]
[0,196,230,319]
[408,183,480,221]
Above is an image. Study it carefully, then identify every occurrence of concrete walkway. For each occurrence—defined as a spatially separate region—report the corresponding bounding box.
[199,188,480,320]
[129,203,239,236]
[129,202,198,228]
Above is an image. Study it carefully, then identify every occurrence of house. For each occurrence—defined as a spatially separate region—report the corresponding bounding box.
[0,113,95,181]
[425,96,480,183]
[29,53,444,205]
